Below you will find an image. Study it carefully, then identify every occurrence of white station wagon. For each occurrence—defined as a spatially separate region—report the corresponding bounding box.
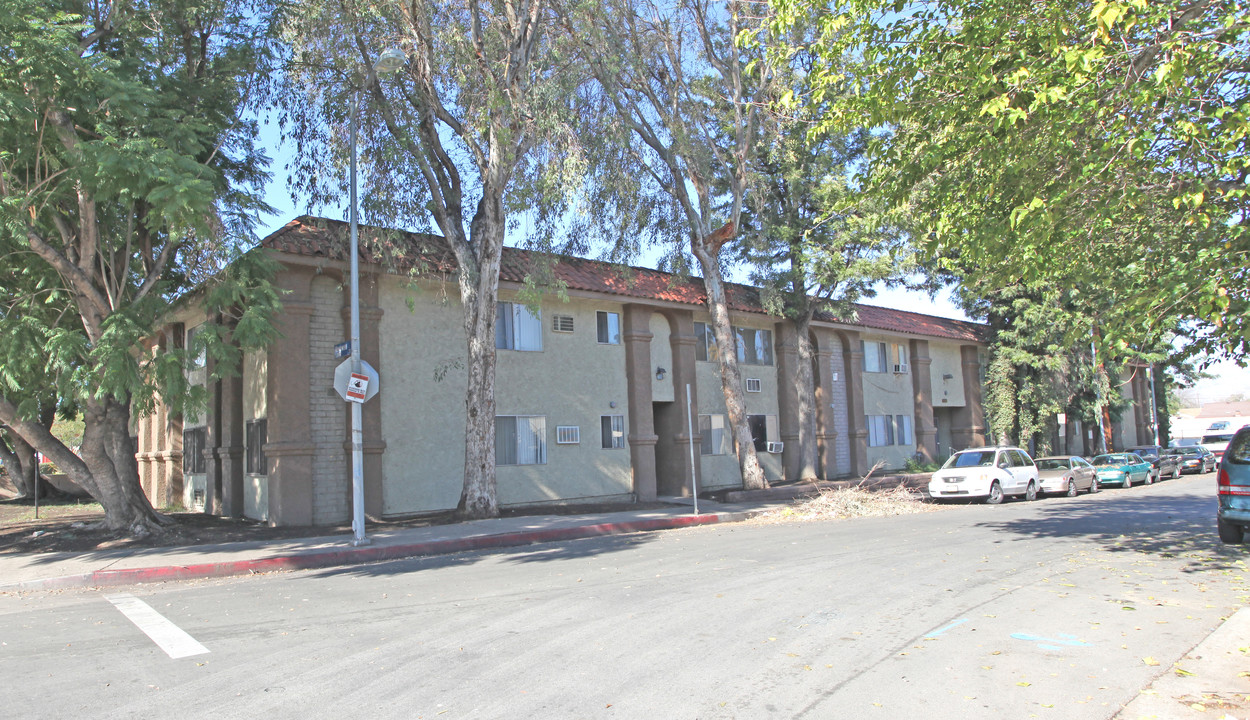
[928,446,1041,504]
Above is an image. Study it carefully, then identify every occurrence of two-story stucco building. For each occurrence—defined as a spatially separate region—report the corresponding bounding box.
[137,217,1000,526]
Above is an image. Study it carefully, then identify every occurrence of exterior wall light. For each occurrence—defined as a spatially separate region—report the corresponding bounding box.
[656,367,667,381]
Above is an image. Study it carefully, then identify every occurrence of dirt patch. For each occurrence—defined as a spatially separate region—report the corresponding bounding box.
[749,484,940,524]
[0,497,677,555]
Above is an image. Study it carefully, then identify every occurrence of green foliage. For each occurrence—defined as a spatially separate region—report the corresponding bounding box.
[772,0,1250,359]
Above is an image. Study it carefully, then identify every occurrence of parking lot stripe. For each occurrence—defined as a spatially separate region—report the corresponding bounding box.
[105,593,210,659]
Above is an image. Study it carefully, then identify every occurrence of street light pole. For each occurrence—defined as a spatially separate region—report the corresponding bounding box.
[347,48,405,547]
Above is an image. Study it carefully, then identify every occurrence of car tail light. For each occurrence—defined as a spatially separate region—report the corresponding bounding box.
[1218,467,1250,496]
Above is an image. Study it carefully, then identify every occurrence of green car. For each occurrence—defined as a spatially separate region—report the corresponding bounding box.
[1092,453,1153,488]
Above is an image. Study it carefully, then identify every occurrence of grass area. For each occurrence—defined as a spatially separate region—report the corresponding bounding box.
[752,484,937,524]
[0,496,104,525]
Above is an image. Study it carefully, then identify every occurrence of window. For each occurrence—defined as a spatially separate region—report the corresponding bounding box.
[183,427,207,474]
[892,343,909,373]
[245,419,267,474]
[555,425,580,444]
[552,314,574,333]
[495,416,547,465]
[736,328,774,366]
[699,414,731,455]
[894,415,914,446]
[186,324,207,371]
[601,415,625,449]
[747,414,779,452]
[596,311,620,344]
[745,377,762,393]
[693,322,720,362]
[862,340,888,373]
[496,302,542,351]
[867,415,894,447]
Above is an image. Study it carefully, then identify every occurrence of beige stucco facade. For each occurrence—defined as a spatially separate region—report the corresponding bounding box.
[133,220,1009,526]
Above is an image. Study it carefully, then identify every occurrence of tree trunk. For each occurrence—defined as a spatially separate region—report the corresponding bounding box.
[79,395,165,533]
[0,432,28,497]
[792,310,820,482]
[0,395,99,500]
[691,232,766,491]
[454,200,504,520]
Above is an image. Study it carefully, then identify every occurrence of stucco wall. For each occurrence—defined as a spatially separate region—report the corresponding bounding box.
[860,333,919,470]
[309,275,348,524]
[377,279,634,514]
[928,341,967,409]
[692,314,783,488]
[243,349,268,522]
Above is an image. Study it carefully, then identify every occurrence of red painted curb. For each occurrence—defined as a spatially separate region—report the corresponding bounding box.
[5,512,739,592]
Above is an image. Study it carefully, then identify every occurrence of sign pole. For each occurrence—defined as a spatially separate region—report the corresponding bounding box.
[348,91,368,547]
[686,384,698,515]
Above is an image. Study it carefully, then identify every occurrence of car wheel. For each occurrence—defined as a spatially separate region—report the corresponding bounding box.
[1065,479,1077,497]
[1173,465,1181,479]
[985,481,1003,505]
[1123,476,1133,488]
[1144,472,1154,485]
[1089,479,1100,494]
[1025,481,1038,502]
[1218,517,1245,544]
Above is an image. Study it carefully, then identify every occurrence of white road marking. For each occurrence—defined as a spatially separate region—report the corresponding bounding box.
[105,593,210,659]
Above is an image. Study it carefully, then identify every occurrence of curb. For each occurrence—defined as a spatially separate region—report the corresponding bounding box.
[1,511,755,593]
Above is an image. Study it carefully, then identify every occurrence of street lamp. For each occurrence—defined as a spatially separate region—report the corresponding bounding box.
[348,47,404,546]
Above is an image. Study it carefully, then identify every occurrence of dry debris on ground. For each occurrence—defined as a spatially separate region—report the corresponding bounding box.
[751,484,938,524]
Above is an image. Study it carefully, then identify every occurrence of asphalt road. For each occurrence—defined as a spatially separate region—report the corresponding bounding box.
[1,473,1246,719]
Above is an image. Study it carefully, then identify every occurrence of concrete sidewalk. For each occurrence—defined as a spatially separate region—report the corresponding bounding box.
[0,497,773,593]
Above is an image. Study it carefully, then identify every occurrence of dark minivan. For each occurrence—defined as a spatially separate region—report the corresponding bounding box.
[1217,426,1250,544]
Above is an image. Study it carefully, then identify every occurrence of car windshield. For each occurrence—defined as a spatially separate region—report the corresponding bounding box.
[944,451,996,468]
[1172,447,1201,456]
[1093,454,1130,466]
[1131,448,1159,459]
[1036,459,1069,471]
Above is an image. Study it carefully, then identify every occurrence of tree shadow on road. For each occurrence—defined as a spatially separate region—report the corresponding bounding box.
[304,531,660,581]
[973,487,1248,573]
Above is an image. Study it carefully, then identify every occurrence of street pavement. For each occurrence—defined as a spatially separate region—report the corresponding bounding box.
[0,474,1246,718]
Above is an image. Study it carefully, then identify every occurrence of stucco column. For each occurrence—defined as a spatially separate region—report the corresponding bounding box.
[264,264,317,526]
[840,330,869,476]
[342,269,387,518]
[812,328,839,479]
[662,309,702,497]
[622,304,658,501]
[909,338,938,462]
[774,321,801,482]
[951,345,987,450]
[218,325,246,518]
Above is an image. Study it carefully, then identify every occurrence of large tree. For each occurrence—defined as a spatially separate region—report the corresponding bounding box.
[281,0,593,519]
[560,0,778,489]
[0,0,279,532]
[771,0,1249,359]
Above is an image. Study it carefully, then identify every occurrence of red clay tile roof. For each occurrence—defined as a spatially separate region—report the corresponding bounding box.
[260,217,985,343]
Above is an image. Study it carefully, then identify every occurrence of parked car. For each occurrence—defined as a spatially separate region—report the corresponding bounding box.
[1035,456,1098,496]
[1128,445,1182,481]
[1217,426,1250,544]
[928,446,1040,504]
[1092,453,1153,488]
[1166,445,1217,474]
[1202,431,1238,462]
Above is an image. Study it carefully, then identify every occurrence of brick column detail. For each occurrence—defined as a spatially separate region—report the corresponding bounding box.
[342,269,387,519]
[264,264,317,527]
[840,330,869,476]
[218,326,246,518]
[622,304,658,501]
[951,345,987,450]
[909,338,937,462]
[812,328,841,479]
[659,309,702,497]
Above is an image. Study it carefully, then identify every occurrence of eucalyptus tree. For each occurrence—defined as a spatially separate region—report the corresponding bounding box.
[771,0,1249,360]
[737,32,910,480]
[557,0,778,489]
[281,0,596,518]
[0,0,280,532]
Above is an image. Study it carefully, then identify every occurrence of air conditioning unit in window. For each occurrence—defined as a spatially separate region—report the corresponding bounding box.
[893,363,909,374]
[766,441,784,453]
[745,377,762,393]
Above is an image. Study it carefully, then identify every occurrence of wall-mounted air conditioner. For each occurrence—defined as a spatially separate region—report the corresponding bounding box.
[766,441,784,453]
[893,363,909,374]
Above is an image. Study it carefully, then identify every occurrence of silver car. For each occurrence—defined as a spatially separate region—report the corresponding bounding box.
[1035,455,1098,496]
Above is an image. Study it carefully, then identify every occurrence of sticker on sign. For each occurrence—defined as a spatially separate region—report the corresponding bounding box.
[334,359,380,403]
[347,373,369,401]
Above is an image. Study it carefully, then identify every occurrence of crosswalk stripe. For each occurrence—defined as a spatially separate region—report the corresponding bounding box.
[105,593,210,659]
